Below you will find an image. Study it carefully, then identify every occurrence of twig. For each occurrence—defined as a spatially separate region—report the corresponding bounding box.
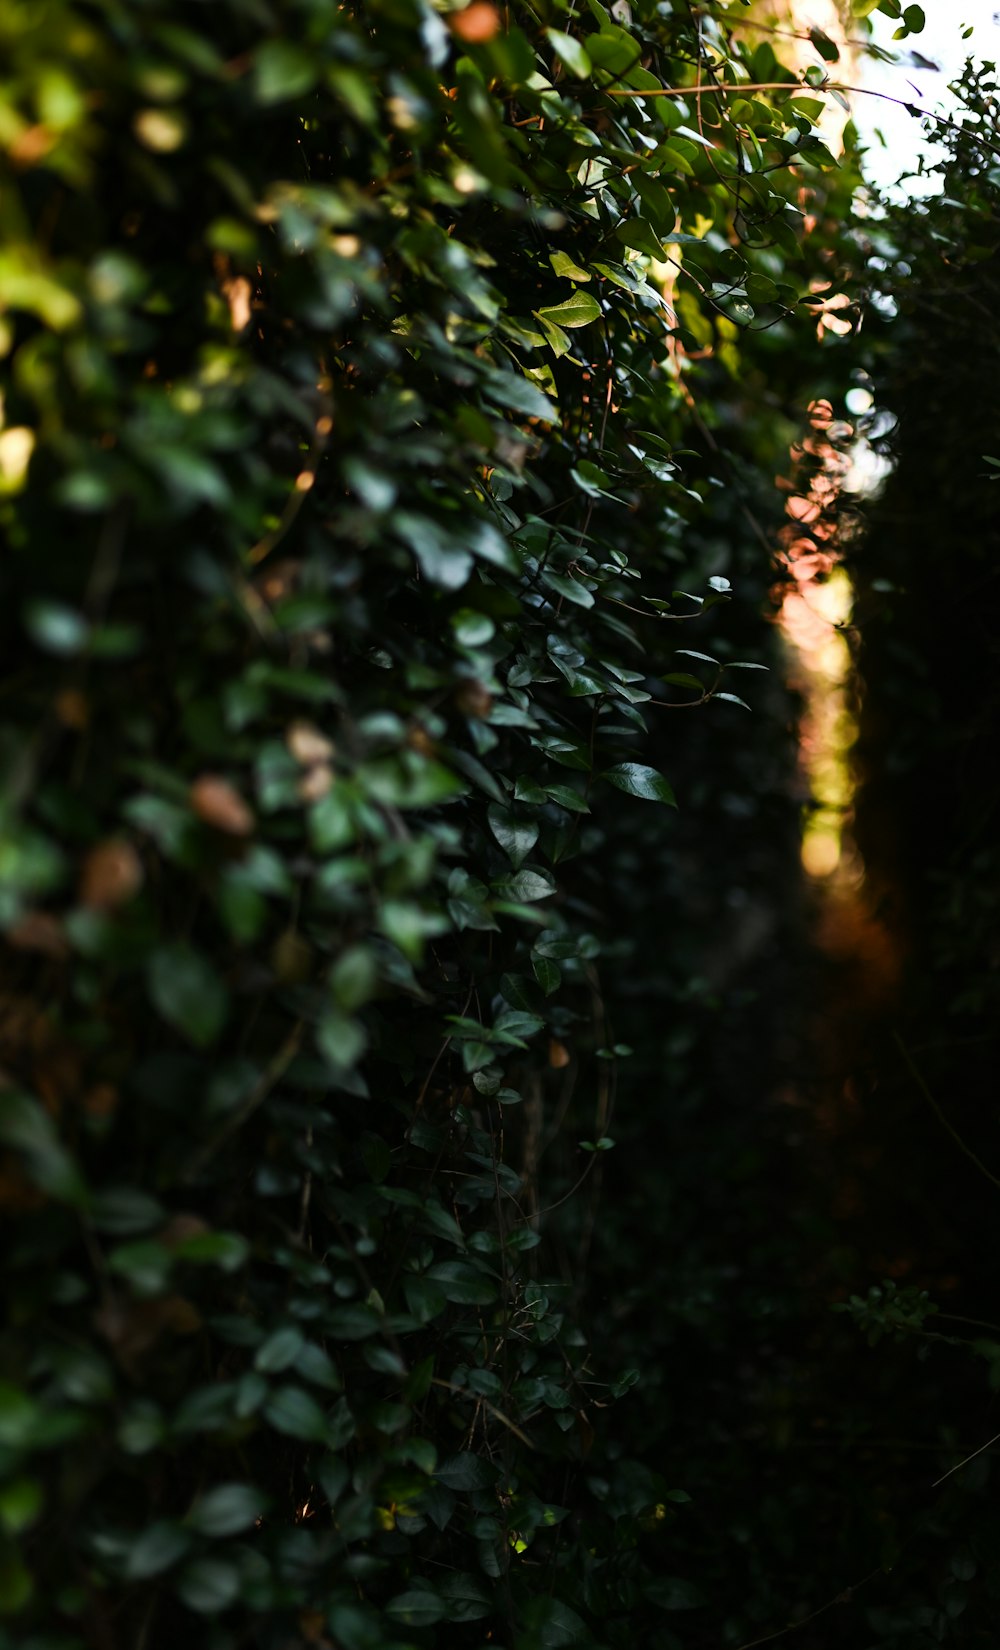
[932,1427,1000,1488]
[733,1567,883,1650]
[893,1029,1000,1194]
[181,1019,304,1182]
[601,80,1000,163]
[595,589,704,621]
[246,401,333,567]
[430,1377,535,1449]
[297,1124,314,1244]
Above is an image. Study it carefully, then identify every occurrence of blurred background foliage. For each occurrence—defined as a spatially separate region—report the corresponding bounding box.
[2,0,999,1647]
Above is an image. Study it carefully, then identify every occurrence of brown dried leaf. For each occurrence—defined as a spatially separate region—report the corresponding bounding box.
[80,839,144,909]
[190,774,255,836]
[454,680,493,720]
[6,911,69,959]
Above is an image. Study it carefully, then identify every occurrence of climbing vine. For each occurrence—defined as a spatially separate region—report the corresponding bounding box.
[0,1,907,1645]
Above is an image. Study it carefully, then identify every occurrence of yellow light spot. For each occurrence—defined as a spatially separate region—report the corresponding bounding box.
[134,108,187,152]
[778,513,858,882]
[224,276,252,331]
[802,822,842,879]
[0,427,36,493]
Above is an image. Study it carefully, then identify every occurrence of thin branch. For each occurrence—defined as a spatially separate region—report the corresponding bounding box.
[893,1029,1000,1195]
[430,1377,535,1450]
[602,79,1000,162]
[733,1568,883,1650]
[933,1428,1000,1488]
[181,1020,304,1182]
[936,1311,1000,1337]
[595,588,705,621]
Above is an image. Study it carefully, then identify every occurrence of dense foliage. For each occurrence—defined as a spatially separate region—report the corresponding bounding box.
[0,1,959,1647]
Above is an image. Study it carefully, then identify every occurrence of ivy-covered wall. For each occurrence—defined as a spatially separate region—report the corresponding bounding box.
[0,2,916,1647]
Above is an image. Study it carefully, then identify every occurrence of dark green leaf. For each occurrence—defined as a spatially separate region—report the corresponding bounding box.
[262,1385,329,1441]
[188,1484,263,1539]
[175,1557,241,1614]
[599,764,677,805]
[147,945,228,1048]
[435,1453,500,1492]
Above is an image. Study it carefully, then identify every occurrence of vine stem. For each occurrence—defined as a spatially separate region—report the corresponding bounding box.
[602,80,1000,163]
[430,1377,535,1449]
[732,1567,884,1650]
[893,1029,1000,1194]
[932,1426,1000,1488]
[180,1020,303,1183]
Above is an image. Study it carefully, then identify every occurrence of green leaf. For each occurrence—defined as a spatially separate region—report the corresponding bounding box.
[317,1009,367,1072]
[0,1093,87,1205]
[541,569,594,608]
[330,944,378,1012]
[393,511,473,590]
[358,755,465,809]
[0,1478,42,1536]
[570,460,615,499]
[440,1572,492,1623]
[124,1521,192,1580]
[482,368,558,422]
[585,24,642,76]
[254,1326,306,1373]
[545,29,592,79]
[615,218,665,259]
[147,945,229,1048]
[809,26,840,61]
[402,1275,448,1324]
[173,1230,248,1270]
[494,868,556,903]
[175,1557,241,1614]
[451,608,496,648]
[327,1303,383,1340]
[24,601,89,657]
[254,41,317,104]
[188,1483,263,1539]
[435,1452,500,1491]
[536,292,602,329]
[521,1596,591,1646]
[487,803,539,868]
[426,1260,497,1305]
[532,953,561,994]
[545,784,589,813]
[386,1587,446,1628]
[600,764,677,805]
[262,1385,330,1441]
[549,252,591,282]
[538,315,572,358]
